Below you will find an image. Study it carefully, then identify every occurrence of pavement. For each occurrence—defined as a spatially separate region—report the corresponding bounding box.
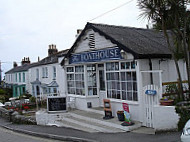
[0,117,182,142]
[0,106,181,142]
[36,109,142,133]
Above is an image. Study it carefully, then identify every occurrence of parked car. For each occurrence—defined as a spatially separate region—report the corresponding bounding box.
[0,102,5,107]
[4,102,11,106]
[24,99,30,104]
[181,119,190,142]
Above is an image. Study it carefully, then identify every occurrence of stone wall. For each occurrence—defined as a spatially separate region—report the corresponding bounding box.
[0,107,36,125]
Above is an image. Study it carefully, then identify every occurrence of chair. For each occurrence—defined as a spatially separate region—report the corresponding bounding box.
[67,96,76,110]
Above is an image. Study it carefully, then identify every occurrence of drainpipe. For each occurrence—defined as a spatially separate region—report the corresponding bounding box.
[149,58,153,84]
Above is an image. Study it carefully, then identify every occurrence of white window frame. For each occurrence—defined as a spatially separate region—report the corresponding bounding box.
[106,61,138,101]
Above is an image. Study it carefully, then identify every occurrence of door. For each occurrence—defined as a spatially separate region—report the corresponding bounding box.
[143,85,160,128]
[98,64,106,107]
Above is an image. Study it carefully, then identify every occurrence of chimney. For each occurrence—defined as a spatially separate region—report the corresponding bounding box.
[48,44,58,56]
[21,57,30,65]
[38,56,40,62]
[13,62,18,68]
[75,29,82,38]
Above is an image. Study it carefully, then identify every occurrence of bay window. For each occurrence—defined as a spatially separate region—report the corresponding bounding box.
[66,66,85,96]
[106,61,137,101]
[66,61,137,101]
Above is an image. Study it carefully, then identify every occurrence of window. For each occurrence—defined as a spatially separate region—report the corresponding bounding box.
[22,87,25,94]
[36,69,39,79]
[99,70,105,90]
[15,73,17,82]
[89,33,95,48]
[53,66,56,79]
[42,67,48,78]
[19,73,21,82]
[106,61,137,101]
[87,64,97,96]
[23,72,25,82]
[42,68,45,78]
[98,64,105,91]
[46,67,48,78]
[66,66,85,96]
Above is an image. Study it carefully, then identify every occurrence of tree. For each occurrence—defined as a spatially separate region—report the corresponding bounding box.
[138,0,190,100]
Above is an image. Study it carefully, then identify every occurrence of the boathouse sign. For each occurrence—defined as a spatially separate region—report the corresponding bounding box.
[69,47,122,64]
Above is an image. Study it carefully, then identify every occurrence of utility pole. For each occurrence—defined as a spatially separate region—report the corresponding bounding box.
[0,60,1,82]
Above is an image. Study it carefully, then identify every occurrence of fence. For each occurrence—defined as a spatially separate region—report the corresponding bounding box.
[162,80,189,100]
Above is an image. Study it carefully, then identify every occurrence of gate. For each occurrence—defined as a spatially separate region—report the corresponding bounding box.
[142,85,160,127]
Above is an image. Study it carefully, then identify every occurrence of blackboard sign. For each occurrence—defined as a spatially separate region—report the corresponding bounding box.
[47,96,67,113]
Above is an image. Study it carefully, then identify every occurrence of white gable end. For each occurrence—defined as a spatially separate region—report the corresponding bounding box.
[73,29,117,54]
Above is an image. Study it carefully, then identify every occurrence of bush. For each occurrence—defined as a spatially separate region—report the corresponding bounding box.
[29,96,36,103]
[175,101,190,130]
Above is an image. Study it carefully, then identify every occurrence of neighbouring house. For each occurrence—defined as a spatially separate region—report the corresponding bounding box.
[5,45,68,100]
[60,22,187,131]
[28,45,68,100]
[5,57,31,97]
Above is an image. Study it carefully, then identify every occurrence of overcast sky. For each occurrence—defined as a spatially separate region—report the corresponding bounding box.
[0,0,147,76]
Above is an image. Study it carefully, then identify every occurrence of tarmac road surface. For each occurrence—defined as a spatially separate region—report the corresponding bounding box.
[0,127,64,142]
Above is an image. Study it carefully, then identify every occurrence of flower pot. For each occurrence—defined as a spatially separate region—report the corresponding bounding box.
[117,111,124,121]
[160,100,174,106]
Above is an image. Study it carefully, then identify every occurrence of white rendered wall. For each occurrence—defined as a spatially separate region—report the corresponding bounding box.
[153,106,179,131]
[28,62,66,97]
[74,29,117,54]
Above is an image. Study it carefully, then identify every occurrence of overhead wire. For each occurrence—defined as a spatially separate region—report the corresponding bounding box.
[89,0,134,22]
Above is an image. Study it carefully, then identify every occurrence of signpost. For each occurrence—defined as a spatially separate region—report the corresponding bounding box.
[69,47,122,64]
[145,90,157,95]
[47,96,67,113]
[121,103,133,126]
[103,99,114,119]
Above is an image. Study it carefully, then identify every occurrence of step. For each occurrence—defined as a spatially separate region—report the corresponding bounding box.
[69,111,129,132]
[86,107,104,115]
[61,113,125,133]
[70,110,142,131]
[48,119,99,133]
[37,109,142,133]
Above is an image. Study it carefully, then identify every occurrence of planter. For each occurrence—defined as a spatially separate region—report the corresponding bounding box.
[160,100,174,106]
[117,111,124,121]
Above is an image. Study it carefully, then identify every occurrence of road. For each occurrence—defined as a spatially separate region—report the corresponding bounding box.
[0,127,64,142]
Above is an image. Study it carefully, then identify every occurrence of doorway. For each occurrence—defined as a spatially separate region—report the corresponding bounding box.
[98,64,106,107]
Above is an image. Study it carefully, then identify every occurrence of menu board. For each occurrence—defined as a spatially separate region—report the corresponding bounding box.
[47,96,66,112]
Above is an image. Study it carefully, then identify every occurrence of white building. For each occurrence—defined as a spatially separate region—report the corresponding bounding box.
[5,45,68,100]
[60,23,186,131]
[5,58,31,97]
[28,44,68,99]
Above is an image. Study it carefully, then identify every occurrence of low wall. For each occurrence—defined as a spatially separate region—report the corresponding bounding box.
[0,107,11,120]
[153,106,179,131]
[0,107,36,125]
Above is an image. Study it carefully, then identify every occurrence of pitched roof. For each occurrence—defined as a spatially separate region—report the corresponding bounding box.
[62,23,172,65]
[6,49,68,74]
[5,63,32,74]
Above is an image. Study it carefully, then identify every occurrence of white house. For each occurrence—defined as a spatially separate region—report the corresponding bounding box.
[5,58,31,97]
[28,44,68,100]
[60,22,186,131]
[5,45,68,100]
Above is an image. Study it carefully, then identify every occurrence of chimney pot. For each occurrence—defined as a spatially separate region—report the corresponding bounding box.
[48,44,58,56]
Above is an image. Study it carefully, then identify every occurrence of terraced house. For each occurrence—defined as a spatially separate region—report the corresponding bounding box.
[5,58,31,97]
[5,45,68,99]
[28,45,68,100]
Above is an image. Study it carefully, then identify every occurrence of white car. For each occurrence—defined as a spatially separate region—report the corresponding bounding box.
[4,102,11,106]
[181,119,190,142]
[0,102,5,107]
